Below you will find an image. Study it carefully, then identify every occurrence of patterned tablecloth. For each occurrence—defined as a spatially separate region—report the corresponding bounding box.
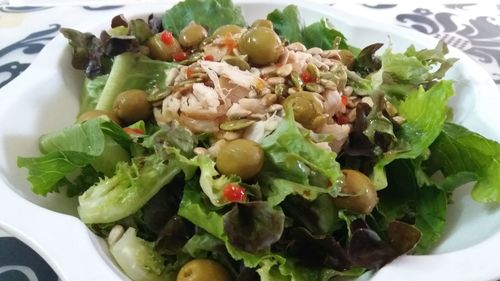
[0,3,499,281]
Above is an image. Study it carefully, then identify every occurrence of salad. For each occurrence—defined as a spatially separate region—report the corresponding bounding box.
[16,0,500,280]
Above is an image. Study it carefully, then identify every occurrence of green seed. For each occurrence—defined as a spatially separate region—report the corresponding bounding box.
[220,119,256,131]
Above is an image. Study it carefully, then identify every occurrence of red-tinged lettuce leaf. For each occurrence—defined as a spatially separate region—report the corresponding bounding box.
[60,28,139,79]
[280,194,342,236]
[354,43,383,76]
[223,202,285,254]
[275,227,351,271]
[155,215,194,255]
[347,227,397,270]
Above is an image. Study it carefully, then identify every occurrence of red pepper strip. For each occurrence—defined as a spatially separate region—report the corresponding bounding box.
[223,183,247,202]
[173,51,188,62]
[300,70,315,83]
[224,33,236,55]
[160,31,175,45]
[336,114,350,125]
[204,54,214,61]
[186,67,194,79]
[123,127,144,135]
[341,95,348,106]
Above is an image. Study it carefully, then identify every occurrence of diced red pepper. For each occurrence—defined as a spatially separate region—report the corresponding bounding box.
[160,31,175,45]
[300,70,315,83]
[173,51,188,62]
[341,95,348,106]
[224,33,236,55]
[186,67,194,79]
[123,127,144,135]
[223,183,247,202]
[336,114,350,125]
[204,54,214,61]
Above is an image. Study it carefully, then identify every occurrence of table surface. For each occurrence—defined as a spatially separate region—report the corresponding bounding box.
[1,2,499,281]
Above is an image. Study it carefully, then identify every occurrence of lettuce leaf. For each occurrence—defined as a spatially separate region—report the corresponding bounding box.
[302,19,348,50]
[372,80,454,188]
[80,74,108,114]
[78,147,192,223]
[195,154,240,207]
[426,123,500,203]
[373,41,457,102]
[266,5,348,50]
[377,160,447,253]
[224,202,285,254]
[162,0,246,36]
[17,118,130,195]
[260,106,342,195]
[178,180,361,281]
[95,52,177,111]
[266,5,303,43]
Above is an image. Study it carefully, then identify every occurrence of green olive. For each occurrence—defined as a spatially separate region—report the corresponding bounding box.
[179,22,208,48]
[332,169,378,214]
[77,110,121,125]
[177,259,232,281]
[113,89,152,125]
[338,49,355,70]
[283,91,325,130]
[239,27,284,66]
[216,139,264,180]
[212,24,244,38]
[146,33,182,61]
[251,19,273,29]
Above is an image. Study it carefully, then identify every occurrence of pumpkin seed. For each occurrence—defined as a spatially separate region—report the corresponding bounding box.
[306,63,320,80]
[220,119,256,131]
[290,71,303,90]
[274,84,287,96]
[224,55,250,71]
[304,83,324,93]
[147,87,172,102]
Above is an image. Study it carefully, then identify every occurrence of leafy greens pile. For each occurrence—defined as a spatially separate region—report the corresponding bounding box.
[17,0,500,280]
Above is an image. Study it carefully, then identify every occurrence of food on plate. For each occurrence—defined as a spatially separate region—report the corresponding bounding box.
[17,0,500,280]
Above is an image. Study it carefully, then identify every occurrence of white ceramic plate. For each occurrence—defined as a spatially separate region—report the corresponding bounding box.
[1,1,500,281]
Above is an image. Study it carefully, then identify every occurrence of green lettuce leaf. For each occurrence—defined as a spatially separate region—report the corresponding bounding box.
[266,5,303,43]
[372,80,454,188]
[373,41,457,102]
[414,185,447,253]
[266,5,348,50]
[161,0,246,36]
[96,52,177,111]
[80,74,108,114]
[377,160,447,253]
[426,122,500,203]
[302,19,348,50]
[260,106,342,195]
[110,227,176,281]
[77,147,192,223]
[17,118,130,195]
[195,154,240,207]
